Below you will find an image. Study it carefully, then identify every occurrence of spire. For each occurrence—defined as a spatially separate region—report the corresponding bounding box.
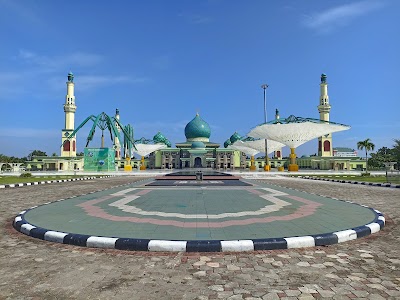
[275,108,280,120]
[67,71,74,82]
[321,73,327,84]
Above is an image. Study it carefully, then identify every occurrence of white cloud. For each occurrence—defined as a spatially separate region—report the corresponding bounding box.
[303,0,384,33]
[17,49,104,69]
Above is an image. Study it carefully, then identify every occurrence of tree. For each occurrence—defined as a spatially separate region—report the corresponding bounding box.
[27,150,47,161]
[52,152,58,157]
[357,138,375,172]
[392,139,400,169]
[369,147,395,168]
[76,152,84,156]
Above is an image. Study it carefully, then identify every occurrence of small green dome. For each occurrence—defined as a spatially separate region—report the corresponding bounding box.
[191,141,206,149]
[185,114,211,140]
[153,132,166,143]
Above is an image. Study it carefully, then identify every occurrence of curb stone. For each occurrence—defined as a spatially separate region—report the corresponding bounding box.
[295,176,400,188]
[0,176,115,189]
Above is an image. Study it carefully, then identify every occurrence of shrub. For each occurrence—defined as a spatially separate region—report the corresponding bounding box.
[20,172,32,178]
[361,172,371,176]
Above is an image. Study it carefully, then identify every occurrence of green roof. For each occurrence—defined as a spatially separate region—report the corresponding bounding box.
[333,147,355,152]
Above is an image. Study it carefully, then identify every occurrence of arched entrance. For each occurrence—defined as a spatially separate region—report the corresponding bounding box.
[194,157,202,168]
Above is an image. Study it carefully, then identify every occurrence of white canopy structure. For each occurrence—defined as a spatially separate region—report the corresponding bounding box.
[240,139,286,155]
[248,122,349,148]
[134,134,171,170]
[247,115,350,171]
[134,143,167,157]
[228,143,259,157]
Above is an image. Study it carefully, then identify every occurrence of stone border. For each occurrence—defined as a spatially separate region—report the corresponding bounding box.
[12,192,385,252]
[296,176,400,188]
[0,176,114,189]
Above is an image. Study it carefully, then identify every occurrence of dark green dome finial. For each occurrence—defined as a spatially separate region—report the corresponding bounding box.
[321,73,327,83]
[67,71,74,82]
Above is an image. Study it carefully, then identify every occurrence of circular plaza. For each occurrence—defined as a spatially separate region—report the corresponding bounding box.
[13,172,385,252]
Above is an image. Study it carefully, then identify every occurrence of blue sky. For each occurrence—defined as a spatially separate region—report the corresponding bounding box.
[0,0,399,158]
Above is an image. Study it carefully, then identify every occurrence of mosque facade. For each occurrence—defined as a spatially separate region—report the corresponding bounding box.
[26,73,366,171]
[147,114,245,170]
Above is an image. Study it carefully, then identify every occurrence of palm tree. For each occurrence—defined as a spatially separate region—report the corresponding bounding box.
[357,138,375,172]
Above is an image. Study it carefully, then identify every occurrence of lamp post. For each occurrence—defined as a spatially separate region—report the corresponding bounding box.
[261,84,270,171]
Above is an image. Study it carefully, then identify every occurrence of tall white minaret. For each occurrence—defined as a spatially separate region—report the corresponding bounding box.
[318,73,333,157]
[273,108,282,160]
[61,72,77,157]
[114,108,121,159]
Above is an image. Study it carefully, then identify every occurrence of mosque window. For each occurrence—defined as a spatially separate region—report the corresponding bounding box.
[73,141,76,151]
[324,140,330,151]
[63,141,70,151]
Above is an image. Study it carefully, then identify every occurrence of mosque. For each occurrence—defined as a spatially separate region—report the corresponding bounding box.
[26,73,366,171]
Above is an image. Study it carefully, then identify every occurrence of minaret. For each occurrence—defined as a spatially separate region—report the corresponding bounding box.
[317,73,333,156]
[273,109,282,160]
[61,72,77,157]
[114,108,121,159]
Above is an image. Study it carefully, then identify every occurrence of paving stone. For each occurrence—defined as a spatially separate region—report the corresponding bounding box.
[227,295,244,300]
[319,289,336,297]
[200,256,212,262]
[352,290,369,297]
[284,289,301,296]
[298,294,315,300]
[360,253,374,258]
[217,291,234,298]
[209,285,224,292]
[298,287,318,294]
[367,294,387,300]
[296,262,310,267]
[207,262,220,268]
[262,293,279,300]
[194,271,207,277]
[227,264,241,271]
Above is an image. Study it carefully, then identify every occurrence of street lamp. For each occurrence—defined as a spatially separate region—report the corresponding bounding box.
[261,84,270,171]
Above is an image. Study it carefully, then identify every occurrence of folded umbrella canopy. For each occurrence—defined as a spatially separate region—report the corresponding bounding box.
[247,115,350,171]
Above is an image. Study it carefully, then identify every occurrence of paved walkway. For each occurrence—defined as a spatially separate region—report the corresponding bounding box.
[1,176,399,299]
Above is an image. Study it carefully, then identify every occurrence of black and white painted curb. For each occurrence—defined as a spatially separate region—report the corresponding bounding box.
[297,176,400,188]
[13,203,385,253]
[0,176,114,189]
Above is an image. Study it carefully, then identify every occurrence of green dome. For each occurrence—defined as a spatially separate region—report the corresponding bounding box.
[191,141,206,149]
[153,132,166,144]
[185,114,211,141]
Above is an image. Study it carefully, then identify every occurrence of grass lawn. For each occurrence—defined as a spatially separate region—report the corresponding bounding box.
[0,175,91,185]
[297,175,400,184]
